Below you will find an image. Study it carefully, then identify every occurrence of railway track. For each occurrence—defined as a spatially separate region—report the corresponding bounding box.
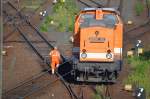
[3,40,56,43]
[3,1,79,99]
[77,0,104,8]
[77,0,122,14]
[2,1,132,99]
[124,20,150,44]
[146,0,150,17]
[75,1,124,99]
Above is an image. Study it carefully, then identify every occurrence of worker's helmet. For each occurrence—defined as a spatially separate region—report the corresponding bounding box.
[54,46,57,49]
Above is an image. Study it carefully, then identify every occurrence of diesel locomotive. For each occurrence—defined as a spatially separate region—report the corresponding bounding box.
[71,8,123,82]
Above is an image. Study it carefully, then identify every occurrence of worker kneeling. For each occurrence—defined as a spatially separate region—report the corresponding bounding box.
[49,47,61,74]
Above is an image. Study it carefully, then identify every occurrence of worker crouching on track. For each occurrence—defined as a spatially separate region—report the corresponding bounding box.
[49,46,61,74]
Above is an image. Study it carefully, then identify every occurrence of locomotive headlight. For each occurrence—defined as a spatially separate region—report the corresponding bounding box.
[81,53,87,58]
[106,53,112,59]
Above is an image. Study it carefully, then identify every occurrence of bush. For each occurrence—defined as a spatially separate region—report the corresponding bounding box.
[92,85,104,99]
[135,1,144,16]
[141,51,150,60]
[40,0,79,32]
[40,23,48,32]
[125,56,150,99]
[52,0,79,32]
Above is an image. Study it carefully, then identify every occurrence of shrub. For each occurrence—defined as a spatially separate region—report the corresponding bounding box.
[92,85,104,99]
[40,23,48,32]
[141,51,150,60]
[40,0,79,32]
[125,56,150,99]
[135,1,144,16]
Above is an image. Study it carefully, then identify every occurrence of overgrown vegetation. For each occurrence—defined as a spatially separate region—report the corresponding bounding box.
[40,16,53,32]
[135,0,144,16]
[22,0,45,11]
[92,85,104,99]
[125,51,150,99]
[148,0,150,5]
[40,0,79,32]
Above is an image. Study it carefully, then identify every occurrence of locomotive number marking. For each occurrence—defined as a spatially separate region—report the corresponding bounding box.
[89,37,106,43]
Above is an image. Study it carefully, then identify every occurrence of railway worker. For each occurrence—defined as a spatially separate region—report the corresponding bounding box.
[135,40,143,56]
[49,46,61,74]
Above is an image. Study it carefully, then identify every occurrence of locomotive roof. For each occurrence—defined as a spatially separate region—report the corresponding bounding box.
[83,8,120,15]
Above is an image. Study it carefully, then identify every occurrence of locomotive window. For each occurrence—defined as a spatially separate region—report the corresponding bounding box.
[79,14,95,27]
[79,14,118,28]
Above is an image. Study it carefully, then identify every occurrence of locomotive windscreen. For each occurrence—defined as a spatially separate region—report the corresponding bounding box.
[79,14,118,28]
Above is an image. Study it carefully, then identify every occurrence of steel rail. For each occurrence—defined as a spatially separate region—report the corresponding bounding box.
[7,1,53,49]
[17,28,45,61]
[77,0,92,7]
[124,20,150,33]
[3,28,17,41]
[4,40,56,43]
[16,25,74,99]
[21,69,75,99]
[7,1,66,62]
[3,60,71,96]
[124,28,150,45]
[4,1,80,99]
[77,0,104,8]
[90,0,104,8]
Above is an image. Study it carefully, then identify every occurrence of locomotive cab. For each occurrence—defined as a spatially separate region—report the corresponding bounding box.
[71,8,123,83]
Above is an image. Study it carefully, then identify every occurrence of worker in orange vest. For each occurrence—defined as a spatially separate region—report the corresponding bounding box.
[49,46,61,74]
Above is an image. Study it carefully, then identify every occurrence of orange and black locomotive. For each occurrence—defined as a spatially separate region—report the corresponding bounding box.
[71,8,123,82]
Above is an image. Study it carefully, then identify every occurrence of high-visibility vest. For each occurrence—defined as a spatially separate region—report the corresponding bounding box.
[49,50,60,60]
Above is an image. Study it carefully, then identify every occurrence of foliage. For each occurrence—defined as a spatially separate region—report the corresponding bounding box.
[148,0,150,5]
[23,0,45,10]
[40,23,48,32]
[40,16,53,32]
[40,0,79,32]
[135,1,144,16]
[141,51,150,60]
[125,55,150,99]
[92,85,104,99]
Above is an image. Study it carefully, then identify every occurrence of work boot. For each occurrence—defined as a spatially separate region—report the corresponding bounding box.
[52,69,55,74]
[56,64,59,68]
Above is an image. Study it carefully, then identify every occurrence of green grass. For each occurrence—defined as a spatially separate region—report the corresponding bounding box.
[135,1,144,16]
[125,52,150,99]
[40,0,79,32]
